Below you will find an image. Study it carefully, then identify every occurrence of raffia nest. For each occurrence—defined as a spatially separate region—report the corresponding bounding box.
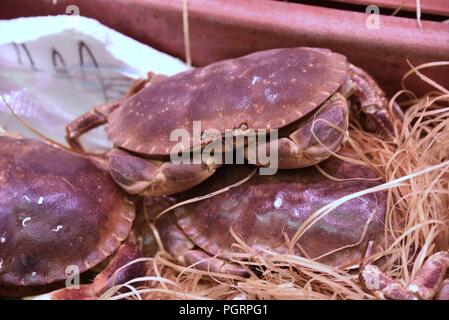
[100,61,449,300]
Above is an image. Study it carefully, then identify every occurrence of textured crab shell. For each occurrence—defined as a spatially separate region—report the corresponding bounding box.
[174,158,386,267]
[107,47,348,155]
[0,136,135,287]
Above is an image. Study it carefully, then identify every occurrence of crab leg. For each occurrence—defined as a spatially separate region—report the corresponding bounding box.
[157,215,249,277]
[65,101,120,151]
[407,251,449,300]
[126,72,167,96]
[360,251,449,300]
[346,64,395,138]
[436,279,449,300]
[34,241,145,300]
[183,250,249,277]
[360,264,417,300]
[246,93,348,169]
[92,242,145,295]
[66,72,165,151]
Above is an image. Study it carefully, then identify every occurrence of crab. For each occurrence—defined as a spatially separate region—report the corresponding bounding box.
[150,153,387,276]
[65,47,394,197]
[0,135,144,299]
[360,251,449,300]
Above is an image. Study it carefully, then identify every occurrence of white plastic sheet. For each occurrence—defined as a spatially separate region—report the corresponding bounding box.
[0,15,188,150]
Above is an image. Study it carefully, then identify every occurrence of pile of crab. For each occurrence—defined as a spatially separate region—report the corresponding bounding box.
[1,48,448,300]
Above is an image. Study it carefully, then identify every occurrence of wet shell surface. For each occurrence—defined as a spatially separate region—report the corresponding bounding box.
[174,158,386,267]
[0,136,135,287]
[107,47,348,155]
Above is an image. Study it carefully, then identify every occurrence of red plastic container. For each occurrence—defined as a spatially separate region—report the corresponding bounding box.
[1,0,449,96]
[329,0,449,16]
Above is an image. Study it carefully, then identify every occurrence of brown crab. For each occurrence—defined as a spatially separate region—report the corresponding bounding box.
[0,135,144,299]
[66,47,394,197]
[150,153,387,276]
[360,251,449,300]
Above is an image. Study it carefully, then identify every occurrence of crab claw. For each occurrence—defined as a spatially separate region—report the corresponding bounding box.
[436,279,449,300]
[407,251,449,300]
[360,264,417,300]
[32,242,145,300]
[360,251,449,300]
[347,64,396,139]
